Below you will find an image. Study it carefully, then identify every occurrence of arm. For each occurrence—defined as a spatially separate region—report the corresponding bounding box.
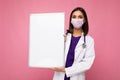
[51,67,65,72]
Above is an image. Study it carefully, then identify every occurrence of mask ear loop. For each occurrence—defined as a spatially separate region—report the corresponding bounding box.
[82,35,86,48]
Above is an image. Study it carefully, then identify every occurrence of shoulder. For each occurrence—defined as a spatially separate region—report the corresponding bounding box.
[64,33,71,42]
[66,33,71,38]
[86,35,94,40]
[85,35,94,44]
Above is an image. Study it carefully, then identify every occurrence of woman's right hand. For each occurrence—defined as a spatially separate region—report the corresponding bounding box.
[63,34,67,41]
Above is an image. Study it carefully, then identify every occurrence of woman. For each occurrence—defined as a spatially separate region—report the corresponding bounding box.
[52,7,95,80]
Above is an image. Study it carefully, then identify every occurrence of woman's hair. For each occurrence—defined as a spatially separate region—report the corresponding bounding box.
[68,7,89,36]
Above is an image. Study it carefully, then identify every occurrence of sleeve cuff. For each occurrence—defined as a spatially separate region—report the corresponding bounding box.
[65,67,72,77]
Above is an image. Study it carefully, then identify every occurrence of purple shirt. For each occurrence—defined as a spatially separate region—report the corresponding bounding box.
[64,35,81,80]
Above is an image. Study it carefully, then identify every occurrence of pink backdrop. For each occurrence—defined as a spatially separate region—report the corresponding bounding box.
[0,0,120,80]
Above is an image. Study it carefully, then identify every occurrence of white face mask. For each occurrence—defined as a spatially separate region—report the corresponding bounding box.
[71,18,84,29]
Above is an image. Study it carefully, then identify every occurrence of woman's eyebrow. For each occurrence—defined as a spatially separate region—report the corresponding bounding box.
[72,15,76,18]
[78,15,84,17]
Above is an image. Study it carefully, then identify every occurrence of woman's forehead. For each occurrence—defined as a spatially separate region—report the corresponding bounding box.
[72,11,83,16]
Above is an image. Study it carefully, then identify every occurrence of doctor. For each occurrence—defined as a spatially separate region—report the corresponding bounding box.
[52,7,95,80]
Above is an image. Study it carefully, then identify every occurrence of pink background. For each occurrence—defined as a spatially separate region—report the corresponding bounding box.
[0,0,120,80]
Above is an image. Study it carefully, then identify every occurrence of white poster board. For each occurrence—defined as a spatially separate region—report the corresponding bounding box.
[29,12,65,68]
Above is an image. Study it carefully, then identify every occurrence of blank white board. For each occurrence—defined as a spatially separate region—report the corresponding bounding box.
[29,12,65,68]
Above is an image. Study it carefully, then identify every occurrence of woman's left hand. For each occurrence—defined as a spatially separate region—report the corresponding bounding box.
[51,67,65,72]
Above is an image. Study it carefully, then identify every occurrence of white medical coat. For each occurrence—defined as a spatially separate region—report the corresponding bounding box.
[53,33,95,80]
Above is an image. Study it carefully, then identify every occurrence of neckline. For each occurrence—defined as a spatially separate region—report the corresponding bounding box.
[72,35,81,38]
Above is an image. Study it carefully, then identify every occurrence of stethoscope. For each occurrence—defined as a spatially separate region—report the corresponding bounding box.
[82,35,86,49]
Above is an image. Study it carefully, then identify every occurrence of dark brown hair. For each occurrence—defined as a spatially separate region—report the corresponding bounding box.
[68,7,89,36]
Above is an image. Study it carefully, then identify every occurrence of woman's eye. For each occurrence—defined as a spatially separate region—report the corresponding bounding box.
[72,15,76,18]
[78,15,84,19]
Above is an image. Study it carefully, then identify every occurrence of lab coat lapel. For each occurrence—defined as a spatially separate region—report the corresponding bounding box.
[75,34,84,48]
[65,33,71,62]
[74,33,86,61]
[65,33,84,62]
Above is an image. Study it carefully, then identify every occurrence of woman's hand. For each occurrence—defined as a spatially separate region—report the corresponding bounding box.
[63,34,67,41]
[51,67,65,72]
